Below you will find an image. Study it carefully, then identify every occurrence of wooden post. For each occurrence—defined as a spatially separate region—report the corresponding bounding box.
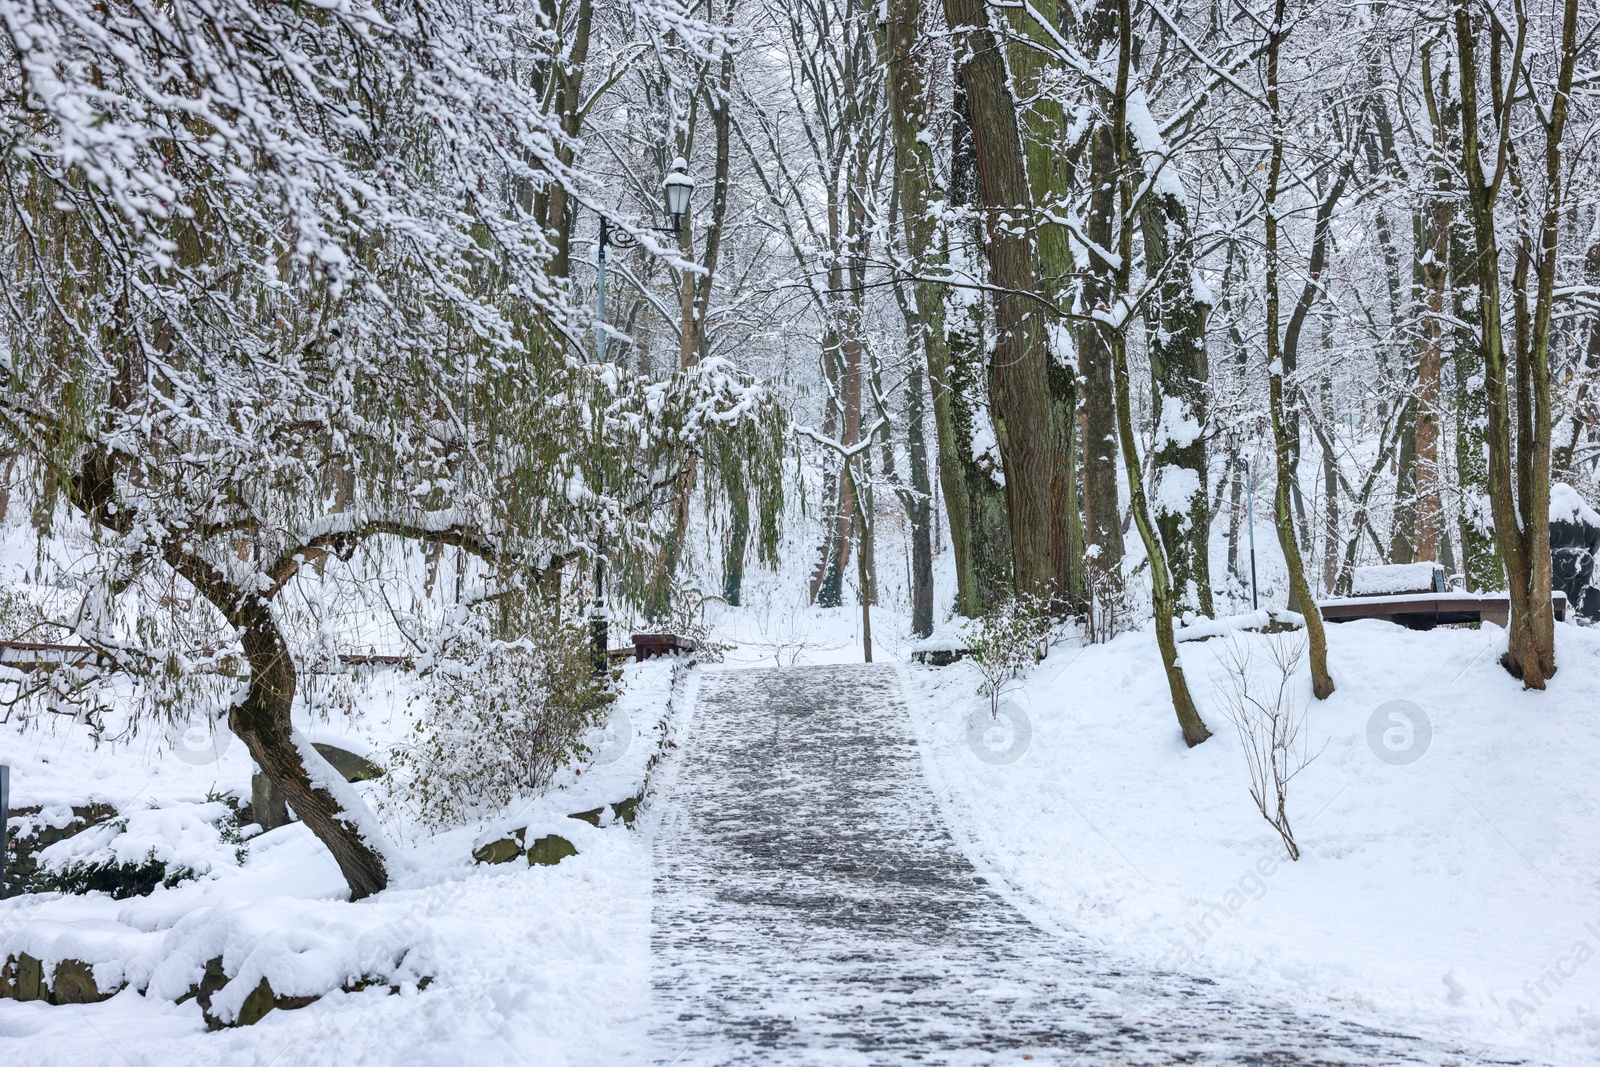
[1,764,10,898]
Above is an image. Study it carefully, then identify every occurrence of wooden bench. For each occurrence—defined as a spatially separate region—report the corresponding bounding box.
[1319,591,1568,630]
[630,633,698,661]
[0,643,421,675]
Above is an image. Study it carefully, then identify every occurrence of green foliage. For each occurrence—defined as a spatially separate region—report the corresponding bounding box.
[34,851,192,900]
[0,584,40,644]
[208,789,252,867]
[966,595,1051,718]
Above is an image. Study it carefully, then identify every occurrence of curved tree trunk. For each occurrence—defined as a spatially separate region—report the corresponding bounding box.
[1264,0,1333,700]
[71,451,391,900]
[227,593,389,900]
[1100,0,1208,745]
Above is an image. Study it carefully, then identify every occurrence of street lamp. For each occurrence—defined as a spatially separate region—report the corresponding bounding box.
[590,158,697,673]
[662,156,694,229]
[595,157,696,362]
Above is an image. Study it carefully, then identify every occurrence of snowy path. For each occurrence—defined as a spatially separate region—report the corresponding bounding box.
[650,663,1523,1066]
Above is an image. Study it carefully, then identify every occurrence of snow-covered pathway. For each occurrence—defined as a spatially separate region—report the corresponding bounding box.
[650,664,1518,1066]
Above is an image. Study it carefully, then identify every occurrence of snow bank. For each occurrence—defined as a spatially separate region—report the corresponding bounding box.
[1175,608,1304,643]
[36,799,246,884]
[0,659,674,1064]
[906,621,1600,1066]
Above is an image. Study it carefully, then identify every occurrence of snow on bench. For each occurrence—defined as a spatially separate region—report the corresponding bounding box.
[1350,562,1446,597]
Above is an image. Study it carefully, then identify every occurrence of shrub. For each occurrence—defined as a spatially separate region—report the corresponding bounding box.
[1214,636,1323,861]
[966,595,1051,718]
[396,600,612,828]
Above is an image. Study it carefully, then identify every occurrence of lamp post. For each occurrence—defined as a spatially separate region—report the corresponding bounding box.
[590,157,697,673]
[1245,454,1259,611]
[595,157,695,362]
[1,763,9,898]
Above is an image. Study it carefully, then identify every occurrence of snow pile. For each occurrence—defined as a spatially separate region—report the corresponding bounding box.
[1550,481,1600,527]
[1350,562,1443,595]
[910,618,973,655]
[1175,608,1304,643]
[36,798,248,885]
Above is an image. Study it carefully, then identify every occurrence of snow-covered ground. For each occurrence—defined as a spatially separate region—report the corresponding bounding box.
[1,658,684,1066]
[904,618,1600,1066]
[6,501,1597,1067]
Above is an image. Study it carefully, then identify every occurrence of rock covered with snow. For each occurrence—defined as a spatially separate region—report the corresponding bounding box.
[1175,608,1305,643]
[35,799,247,890]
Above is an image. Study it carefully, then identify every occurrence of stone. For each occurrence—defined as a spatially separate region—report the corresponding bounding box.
[251,772,290,832]
[612,793,643,828]
[527,834,577,866]
[191,959,322,1028]
[190,956,230,1028]
[472,826,525,865]
[248,747,381,836]
[235,977,277,1027]
[311,743,384,783]
[568,807,604,826]
[51,959,115,1004]
[3,954,45,1002]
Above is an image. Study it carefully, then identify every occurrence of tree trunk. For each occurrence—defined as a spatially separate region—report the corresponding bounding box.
[1101,0,1209,745]
[722,467,749,606]
[1265,0,1333,699]
[226,594,388,899]
[1451,199,1497,589]
[1451,0,1572,686]
[540,0,593,283]
[943,0,1058,600]
[876,0,980,617]
[1006,0,1085,610]
[1078,121,1126,591]
[907,362,935,637]
[1390,413,1418,563]
[948,85,1014,609]
[1321,373,1339,592]
[1141,190,1213,617]
[1413,191,1450,563]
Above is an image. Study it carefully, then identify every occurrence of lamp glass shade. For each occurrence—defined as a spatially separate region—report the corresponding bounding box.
[663,157,695,218]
